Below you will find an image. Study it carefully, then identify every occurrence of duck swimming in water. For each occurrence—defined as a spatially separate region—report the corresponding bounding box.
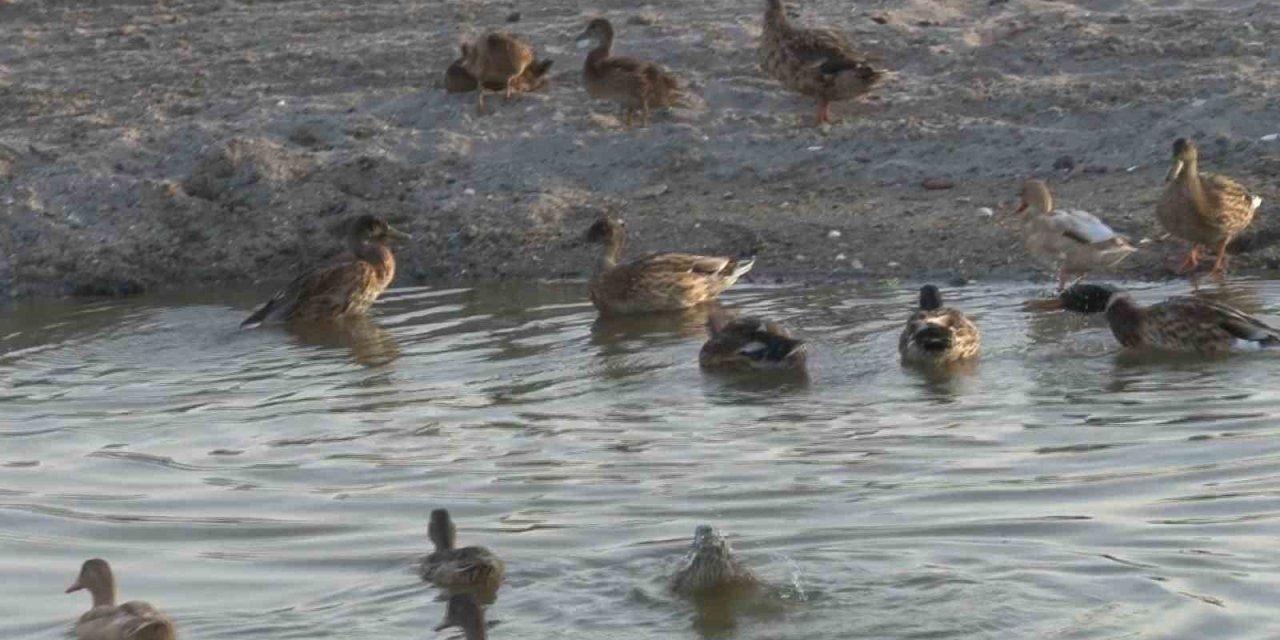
[420,509,506,600]
[699,309,806,371]
[670,525,759,597]
[65,559,175,640]
[240,214,410,328]
[899,285,981,364]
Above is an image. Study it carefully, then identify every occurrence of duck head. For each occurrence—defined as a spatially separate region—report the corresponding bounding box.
[348,214,411,244]
[429,508,459,552]
[1017,179,1053,216]
[1165,137,1198,183]
[576,18,613,49]
[66,558,116,608]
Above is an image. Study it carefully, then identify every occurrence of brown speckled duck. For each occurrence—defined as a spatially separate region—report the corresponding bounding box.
[670,525,760,597]
[420,509,506,601]
[435,593,487,640]
[460,32,537,113]
[759,0,884,126]
[1156,137,1261,277]
[899,285,980,364]
[241,215,410,328]
[447,42,553,94]
[1039,283,1280,353]
[576,18,681,127]
[584,216,754,314]
[66,559,175,640]
[1017,179,1137,291]
[700,309,806,371]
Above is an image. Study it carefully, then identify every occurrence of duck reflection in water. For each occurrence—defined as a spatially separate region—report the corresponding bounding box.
[286,315,402,368]
[435,593,489,640]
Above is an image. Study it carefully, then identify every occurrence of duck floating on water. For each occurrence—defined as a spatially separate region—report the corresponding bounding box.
[700,309,806,371]
[420,509,506,601]
[1036,283,1280,354]
[583,215,754,315]
[576,18,682,127]
[65,559,175,640]
[899,285,981,364]
[1156,137,1261,277]
[759,0,884,126]
[241,214,410,328]
[670,525,759,597]
[1017,179,1136,291]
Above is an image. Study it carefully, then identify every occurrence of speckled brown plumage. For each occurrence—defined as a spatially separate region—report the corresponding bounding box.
[420,509,505,602]
[446,44,553,94]
[899,285,980,364]
[577,18,681,127]
[461,31,536,112]
[759,0,883,125]
[1156,138,1261,277]
[670,525,759,597]
[699,310,806,371]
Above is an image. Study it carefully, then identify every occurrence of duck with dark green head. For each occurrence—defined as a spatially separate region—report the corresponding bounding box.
[1040,283,1280,353]
[240,215,411,327]
[898,285,981,364]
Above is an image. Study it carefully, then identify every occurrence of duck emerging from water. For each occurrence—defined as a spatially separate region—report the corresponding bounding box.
[700,309,806,371]
[1156,137,1261,277]
[240,214,410,328]
[435,593,488,640]
[576,18,682,127]
[65,559,176,640]
[670,525,759,597]
[899,285,981,364]
[420,509,506,600]
[1034,283,1280,353]
[584,215,754,314]
[1017,179,1136,291]
[759,0,884,126]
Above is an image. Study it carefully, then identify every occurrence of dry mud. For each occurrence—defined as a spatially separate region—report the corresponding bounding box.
[1,0,1279,299]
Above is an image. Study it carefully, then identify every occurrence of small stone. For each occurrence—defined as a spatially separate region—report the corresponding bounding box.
[634,183,668,199]
[1082,165,1109,174]
[887,261,901,268]
[850,258,865,269]
[1262,133,1279,142]
[827,229,842,239]
[505,11,521,22]
[1108,14,1131,24]
[978,207,994,217]
[1052,154,1076,171]
[463,188,476,196]
[921,177,955,190]
[835,253,847,261]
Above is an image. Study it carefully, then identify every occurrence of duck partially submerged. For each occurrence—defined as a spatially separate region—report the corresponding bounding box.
[576,18,682,127]
[435,593,487,640]
[670,525,759,597]
[241,215,410,328]
[460,32,537,113]
[700,310,806,371]
[447,42,553,94]
[584,215,754,315]
[1039,283,1280,353]
[1017,179,1136,291]
[1156,137,1261,277]
[759,0,884,125]
[899,285,981,364]
[65,559,175,640]
[420,509,506,600]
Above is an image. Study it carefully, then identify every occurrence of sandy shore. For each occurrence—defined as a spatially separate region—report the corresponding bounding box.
[1,0,1278,300]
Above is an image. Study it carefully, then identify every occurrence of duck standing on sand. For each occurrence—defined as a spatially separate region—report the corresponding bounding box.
[241,214,410,328]
[446,41,553,95]
[65,559,175,640]
[699,309,807,371]
[899,285,980,364]
[420,509,506,601]
[583,215,754,314]
[759,0,884,126]
[1034,283,1280,354]
[1156,137,1261,277]
[435,593,488,640]
[576,18,682,127]
[460,32,538,113]
[1017,179,1136,291]
[670,525,760,597]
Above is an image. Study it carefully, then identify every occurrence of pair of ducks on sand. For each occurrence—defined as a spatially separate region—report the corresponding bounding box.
[445,0,885,127]
[63,510,754,640]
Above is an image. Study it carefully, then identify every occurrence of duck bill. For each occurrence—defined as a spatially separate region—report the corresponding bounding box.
[386,226,413,241]
[1164,159,1184,183]
[574,33,593,48]
[65,580,83,594]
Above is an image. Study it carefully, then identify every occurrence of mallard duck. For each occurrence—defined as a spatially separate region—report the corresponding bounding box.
[584,215,754,314]
[460,32,536,113]
[65,559,175,640]
[435,593,487,640]
[1039,283,1280,353]
[759,0,884,126]
[576,18,681,127]
[446,43,553,94]
[899,285,980,364]
[1017,179,1137,291]
[670,525,759,597]
[420,509,506,599]
[240,215,410,328]
[1156,137,1261,276]
[700,309,806,371]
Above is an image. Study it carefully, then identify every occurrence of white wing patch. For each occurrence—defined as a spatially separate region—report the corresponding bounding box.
[1049,209,1119,244]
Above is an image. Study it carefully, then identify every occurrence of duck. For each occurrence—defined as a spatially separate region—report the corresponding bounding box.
[576,18,682,127]
[65,559,175,640]
[1017,179,1137,291]
[583,215,754,314]
[435,593,487,640]
[1036,283,1280,353]
[670,525,759,597]
[420,509,506,600]
[240,214,410,328]
[1156,137,1261,277]
[899,285,980,364]
[759,0,884,126]
[446,43,553,94]
[460,31,537,113]
[700,309,806,371]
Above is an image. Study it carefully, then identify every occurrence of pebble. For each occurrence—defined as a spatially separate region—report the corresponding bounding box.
[978,207,994,217]
[888,261,900,268]
[463,188,476,196]
[850,258,864,269]
[922,177,955,190]
[1052,154,1075,171]
[827,229,842,239]
[1262,133,1279,142]
[505,11,521,22]
[835,253,847,261]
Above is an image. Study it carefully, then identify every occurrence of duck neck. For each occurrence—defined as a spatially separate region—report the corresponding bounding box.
[596,235,624,274]
[1104,297,1144,347]
[1178,155,1208,207]
[764,0,789,33]
[90,576,116,609]
[586,27,614,69]
[352,240,395,277]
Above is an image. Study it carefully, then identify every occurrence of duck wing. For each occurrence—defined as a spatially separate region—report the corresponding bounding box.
[1049,209,1122,245]
[1163,297,1280,346]
[241,259,370,328]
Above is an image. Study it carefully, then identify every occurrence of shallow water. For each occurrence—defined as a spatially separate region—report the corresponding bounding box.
[4,279,1280,639]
